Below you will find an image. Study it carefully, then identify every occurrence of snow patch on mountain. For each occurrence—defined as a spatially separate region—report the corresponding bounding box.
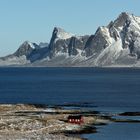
[94,39,123,66]
[54,27,74,40]
[39,42,49,48]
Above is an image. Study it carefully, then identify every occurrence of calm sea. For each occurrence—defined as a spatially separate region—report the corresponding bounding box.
[0,67,140,139]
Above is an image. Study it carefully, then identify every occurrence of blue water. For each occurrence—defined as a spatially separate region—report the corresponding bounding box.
[0,67,140,139]
[83,123,140,140]
[0,67,140,111]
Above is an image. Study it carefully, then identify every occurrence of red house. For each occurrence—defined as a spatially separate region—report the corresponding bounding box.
[68,115,84,124]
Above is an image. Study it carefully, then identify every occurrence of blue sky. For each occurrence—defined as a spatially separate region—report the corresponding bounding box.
[0,0,140,56]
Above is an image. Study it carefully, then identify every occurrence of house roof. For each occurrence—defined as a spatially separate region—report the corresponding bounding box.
[68,115,83,119]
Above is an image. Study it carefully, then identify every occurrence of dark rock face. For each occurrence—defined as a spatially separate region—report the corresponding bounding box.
[48,37,69,58]
[113,12,131,29]
[68,36,89,56]
[48,27,89,58]
[85,27,112,57]
[27,47,49,62]
[14,41,35,57]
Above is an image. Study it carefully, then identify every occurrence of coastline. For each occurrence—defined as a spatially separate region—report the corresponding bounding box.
[0,104,108,140]
[0,104,139,140]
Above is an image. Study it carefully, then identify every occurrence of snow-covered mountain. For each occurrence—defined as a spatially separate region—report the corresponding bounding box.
[1,12,140,67]
[48,27,89,58]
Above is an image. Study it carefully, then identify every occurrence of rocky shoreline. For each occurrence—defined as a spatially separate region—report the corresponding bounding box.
[0,104,108,140]
[0,104,139,140]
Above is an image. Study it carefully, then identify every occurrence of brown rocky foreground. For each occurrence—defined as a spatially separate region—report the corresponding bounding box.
[0,104,109,140]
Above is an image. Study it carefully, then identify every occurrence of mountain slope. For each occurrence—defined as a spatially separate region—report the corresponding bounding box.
[1,12,140,67]
[0,41,49,66]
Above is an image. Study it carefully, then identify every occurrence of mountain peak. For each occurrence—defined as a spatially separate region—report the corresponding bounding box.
[52,27,73,40]
[22,41,37,49]
[119,12,132,18]
[113,12,135,28]
[53,27,64,32]
[14,41,38,57]
[118,12,135,21]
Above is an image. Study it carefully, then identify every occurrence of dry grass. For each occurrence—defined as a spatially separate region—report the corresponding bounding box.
[0,104,108,140]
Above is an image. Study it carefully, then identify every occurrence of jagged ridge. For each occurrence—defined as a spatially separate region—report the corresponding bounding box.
[0,12,140,67]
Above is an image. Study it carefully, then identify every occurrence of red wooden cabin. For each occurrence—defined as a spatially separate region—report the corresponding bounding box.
[68,115,84,124]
